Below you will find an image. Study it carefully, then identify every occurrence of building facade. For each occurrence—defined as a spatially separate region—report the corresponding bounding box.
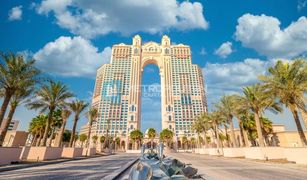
[0,120,19,134]
[91,35,207,145]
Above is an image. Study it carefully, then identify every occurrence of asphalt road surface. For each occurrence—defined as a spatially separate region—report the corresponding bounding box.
[0,153,138,180]
[169,152,307,180]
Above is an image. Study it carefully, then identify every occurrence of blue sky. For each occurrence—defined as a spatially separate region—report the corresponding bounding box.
[1,0,307,133]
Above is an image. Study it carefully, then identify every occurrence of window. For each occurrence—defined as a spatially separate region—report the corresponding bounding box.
[168,115,172,121]
[131,115,134,121]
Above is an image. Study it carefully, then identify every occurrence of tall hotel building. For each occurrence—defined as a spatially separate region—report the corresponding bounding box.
[91,35,207,143]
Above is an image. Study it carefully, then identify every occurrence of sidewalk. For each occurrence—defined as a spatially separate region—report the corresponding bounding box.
[0,154,108,173]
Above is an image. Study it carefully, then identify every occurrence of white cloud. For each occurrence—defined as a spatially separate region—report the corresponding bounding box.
[200,47,207,55]
[203,58,274,105]
[33,36,111,78]
[235,14,307,58]
[214,41,233,58]
[8,6,22,21]
[36,0,208,38]
[298,0,307,11]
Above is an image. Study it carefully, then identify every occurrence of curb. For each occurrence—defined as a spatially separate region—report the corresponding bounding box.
[0,154,109,173]
[102,157,139,180]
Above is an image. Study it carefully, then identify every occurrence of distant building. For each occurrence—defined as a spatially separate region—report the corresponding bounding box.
[91,35,207,150]
[0,119,19,133]
[80,123,89,136]
[3,131,29,147]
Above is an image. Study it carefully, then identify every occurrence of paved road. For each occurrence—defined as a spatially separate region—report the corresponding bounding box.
[0,153,138,180]
[169,153,307,180]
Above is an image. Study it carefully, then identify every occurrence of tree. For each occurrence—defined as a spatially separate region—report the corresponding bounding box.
[215,95,238,147]
[242,114,273,146]
[190,137,196,148]
[147,128,156,149]
[100,135,106,144]
[0,85,32,146]
[62,130,71,143]
[29,114,47,146]
[182,136,188,150]
[68,100,88,147]
[159,129,174,147]
[130,129,143,150]
[192,113,210,147]
[86,107,98,148]
[79,134,87,148]
[232,95,250,147]
[259,59,307,146]
[48,109,63,146]
[55,108,71,147]
[27,81,73,146]
[207,111,226,150]
[241,84,282,147]
[0,52,40,145]
[92,135,98,147]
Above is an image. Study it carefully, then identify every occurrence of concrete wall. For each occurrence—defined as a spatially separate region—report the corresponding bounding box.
[284,147,307,164]
[244,147,285,160]
[26,147,63,161]
[0,147,22,165]
[3,131,29,147]
[82,148,96,156]
[223,148,244,157]
[62,148,83,158]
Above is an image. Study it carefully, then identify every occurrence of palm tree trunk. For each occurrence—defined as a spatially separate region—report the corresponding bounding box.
[0,103,17,146]
[36,130,43,146]
[69,115,78,147]
[290,106,307,146]
[237,117,247,147]
[86,120,93,148]
[48,127,56,147]
[254,112,265,147]
[215,124,220,150]
[41,109,54,146]
[31,132,38,146]
[229,118,237,147]
[0,92,13,135]
[224,125,229,147]
[56,119,67,147]
[203,130,208,147]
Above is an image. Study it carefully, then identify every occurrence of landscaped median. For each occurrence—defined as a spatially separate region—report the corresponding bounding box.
[193,147,307,165]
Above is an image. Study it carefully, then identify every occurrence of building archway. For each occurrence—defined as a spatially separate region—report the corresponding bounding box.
[91,35,207,150]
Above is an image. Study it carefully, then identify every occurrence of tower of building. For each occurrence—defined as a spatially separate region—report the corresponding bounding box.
[91,35,207,148]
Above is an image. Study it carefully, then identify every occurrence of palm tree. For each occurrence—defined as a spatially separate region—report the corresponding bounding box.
[68,100,88,147]
[147,128,156,149]
[48,109,63,147]
[92,135,98,148]
[232,95,250,147]
[182,136,188,150]
[27,81,73,146]
[29,114,47,146]
[100,135,105,150]
[259,59,307,146]
[192,113,210,147]
[0,86,32,146]
[242,84,282,147]
[159,128,174,147]
[55,108,71,147]
[79,134,87,148]
[130,129,143,150]
[207,111,225,150]
[215,95,238,147]
[86,107,98,148]
[0,52,40,145]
